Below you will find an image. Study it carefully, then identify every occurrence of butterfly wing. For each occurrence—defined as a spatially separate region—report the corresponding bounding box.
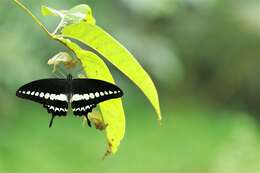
[71,79,123,117]
[16,79,69,116]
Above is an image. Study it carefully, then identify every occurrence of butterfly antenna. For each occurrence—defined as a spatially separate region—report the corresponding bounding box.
[49,116,55,128]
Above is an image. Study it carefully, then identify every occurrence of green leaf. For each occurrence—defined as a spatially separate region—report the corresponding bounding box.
[41,6,63,17]
[78,50,125,155]
[68,4,96,25]
[61,22,162,121]
[41,5,96,26]
[42,5,96,34]
[55,37,125,155]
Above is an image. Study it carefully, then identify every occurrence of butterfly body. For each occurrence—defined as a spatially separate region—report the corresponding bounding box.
[16,74,123,127]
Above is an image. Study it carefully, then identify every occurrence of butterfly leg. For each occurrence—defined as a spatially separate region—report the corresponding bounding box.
[85,115,92,127]
[49,115,55,128]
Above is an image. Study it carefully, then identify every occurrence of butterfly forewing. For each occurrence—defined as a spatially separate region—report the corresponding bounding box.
[71,79,123,116]
[16,79,69,116]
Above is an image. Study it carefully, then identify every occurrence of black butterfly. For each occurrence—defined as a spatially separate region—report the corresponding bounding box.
[16,74,123,128]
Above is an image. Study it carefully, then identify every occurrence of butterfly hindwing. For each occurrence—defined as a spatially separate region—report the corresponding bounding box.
[43,100,68,116]
[72,101,97,116]
[71,79,123,116]
[16,79,69,116]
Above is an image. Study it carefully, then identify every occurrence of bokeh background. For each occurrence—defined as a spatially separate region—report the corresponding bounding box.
[1,0,260,172]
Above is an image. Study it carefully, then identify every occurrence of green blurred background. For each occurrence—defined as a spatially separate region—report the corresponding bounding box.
[1,0,260,172]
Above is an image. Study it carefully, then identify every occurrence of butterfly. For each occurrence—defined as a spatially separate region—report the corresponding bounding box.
[16,74,123,128]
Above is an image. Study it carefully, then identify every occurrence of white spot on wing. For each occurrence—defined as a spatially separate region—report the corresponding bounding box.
[84,94,89,100]
[114,91,117,94]
[31,91,35,95]
[89,93,95,99]
[100,92,104,96]
[104,91,108,95]
[26,91,30,95]
[71,94,82,101]
[45,93,50,99]
[22,91,26,94]
[35,92,39,96]
[55,94,68,101]
[50,94,55,100]
[40,92,44,98]
[95,92,100,97]
[109,91,113,94]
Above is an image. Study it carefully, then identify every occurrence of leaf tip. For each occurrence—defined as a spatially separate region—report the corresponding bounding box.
[158,118,162,126]
[102,142,113,160]
[41,5,49,16]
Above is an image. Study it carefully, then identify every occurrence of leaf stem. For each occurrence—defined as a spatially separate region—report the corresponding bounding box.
[13,0,76,54]
[13,0,52,37]
[53,17,65,35]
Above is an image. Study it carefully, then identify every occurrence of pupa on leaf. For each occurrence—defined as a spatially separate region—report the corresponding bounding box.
[48,52,78,72]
